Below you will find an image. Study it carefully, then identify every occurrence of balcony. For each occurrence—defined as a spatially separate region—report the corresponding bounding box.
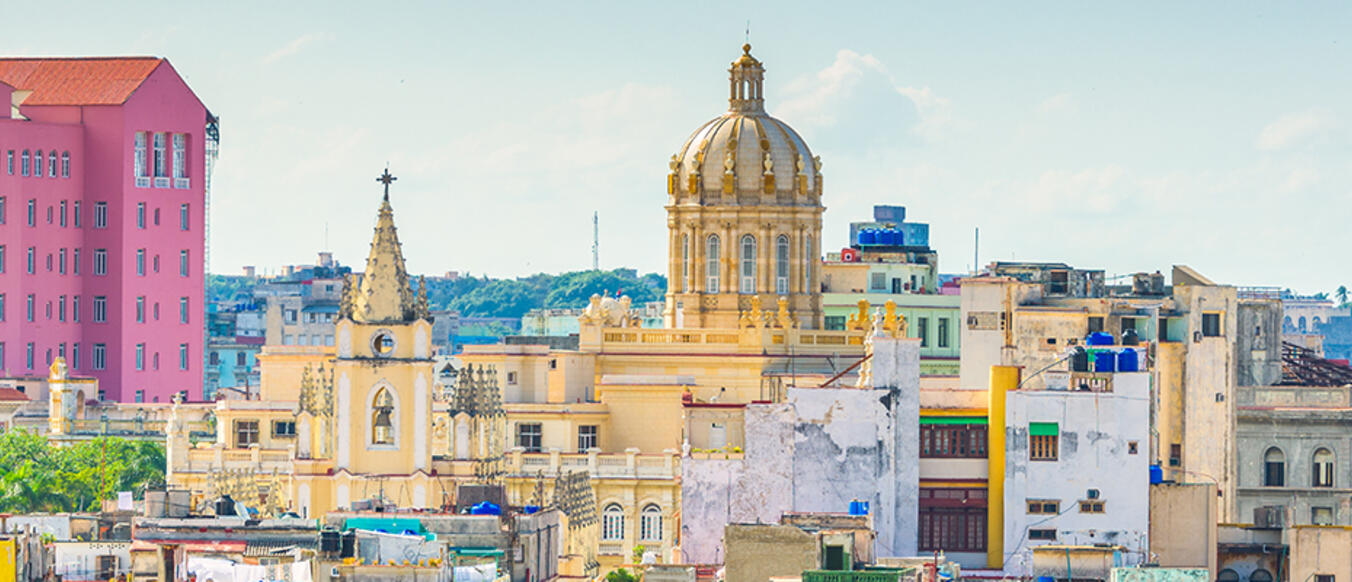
[506,447,678,480]
[153,177,171,189]
[135,176,151,188]
[174,177,190,189]
[181,445,296,473]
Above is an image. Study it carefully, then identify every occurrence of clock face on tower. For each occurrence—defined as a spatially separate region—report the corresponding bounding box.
[371,329,397,357]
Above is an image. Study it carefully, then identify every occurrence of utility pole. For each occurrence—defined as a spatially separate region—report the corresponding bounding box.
[592,211,599,271]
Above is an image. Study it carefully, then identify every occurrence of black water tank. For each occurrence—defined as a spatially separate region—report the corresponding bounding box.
[320,529,340,554]
[340,530,356,558]
[1122,328,1140,346]
[215,495,236,517]
[1070,347,1089,372]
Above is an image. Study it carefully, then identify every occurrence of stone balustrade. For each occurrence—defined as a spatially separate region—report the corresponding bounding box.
[505,447,679,480]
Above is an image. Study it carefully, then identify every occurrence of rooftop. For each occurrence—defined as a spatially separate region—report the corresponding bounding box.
[0,57,162,106]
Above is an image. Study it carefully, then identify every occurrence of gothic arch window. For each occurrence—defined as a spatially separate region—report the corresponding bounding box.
[740,235,757,294]
[775,235,790,295]
[706,235,720,293]
[602,503,625,541]
[681,234,690,293]
[640,504,663,541]
[1313,448,1334,487]
[371,387,395,446]
[1263,447,1285,487]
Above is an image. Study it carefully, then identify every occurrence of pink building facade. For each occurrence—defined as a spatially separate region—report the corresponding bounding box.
[0,58,211,402]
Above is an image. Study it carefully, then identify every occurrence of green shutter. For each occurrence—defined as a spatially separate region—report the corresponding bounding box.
[920,416,988,425]
[1029,422,1059,436]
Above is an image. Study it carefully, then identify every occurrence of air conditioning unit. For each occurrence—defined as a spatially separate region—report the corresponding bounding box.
[1086,489,1101,500]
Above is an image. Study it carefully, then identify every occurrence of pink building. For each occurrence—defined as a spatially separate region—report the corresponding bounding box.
[0,57,213,402]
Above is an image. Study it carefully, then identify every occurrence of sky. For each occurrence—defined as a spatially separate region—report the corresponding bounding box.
[4,2,1350,293]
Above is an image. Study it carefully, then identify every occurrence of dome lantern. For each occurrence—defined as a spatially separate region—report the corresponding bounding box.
[729,44,765,114]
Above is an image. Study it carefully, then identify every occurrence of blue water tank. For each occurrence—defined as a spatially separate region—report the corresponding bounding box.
[1094,350,1116,373]
[886,229,900,245]
[523,505,541,515]
[859,229,876,245]
[848,500,870,515]
[1149,464,1164,484]
[894,230,905,246]
[470,501,502,516]
[1117,349,1139,372]
[1086,332,1115,346]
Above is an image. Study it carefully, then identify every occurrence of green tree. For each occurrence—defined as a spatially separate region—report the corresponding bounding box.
[1337,285,1348,307]
[544,270,663,309]
[605,568,638,582]
[450,279,546,318]
[0,430,165,513]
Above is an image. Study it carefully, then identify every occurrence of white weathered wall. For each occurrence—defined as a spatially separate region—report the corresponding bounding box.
[1003,372,1151,575]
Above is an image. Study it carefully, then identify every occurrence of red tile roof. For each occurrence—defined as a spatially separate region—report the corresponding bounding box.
[0,57,163,106]
[0,388,29,402]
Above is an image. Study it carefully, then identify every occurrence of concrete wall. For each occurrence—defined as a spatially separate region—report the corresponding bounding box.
[724,524,819,582]
[1236,299,1283,387]
[1173,282,1239,522]
[1003,372,1151,574]
[1149,483,1217,573]
[1288,526,1352,582]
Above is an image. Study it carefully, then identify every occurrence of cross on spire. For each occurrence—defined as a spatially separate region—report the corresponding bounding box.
[377,167,397,201]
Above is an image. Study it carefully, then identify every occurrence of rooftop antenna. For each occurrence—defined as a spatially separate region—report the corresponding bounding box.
[592,211,599,271]
[973,227,980,275]
[745,20,750,44]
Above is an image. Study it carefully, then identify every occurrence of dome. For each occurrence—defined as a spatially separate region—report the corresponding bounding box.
[667,45,822,204]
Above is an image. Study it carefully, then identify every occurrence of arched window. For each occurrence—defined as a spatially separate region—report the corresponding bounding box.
[681,234,690,293]
[775,235,790,295]
[740,235,757,293]
[34,151,43,178]
[60,152,70,178]
[21,150,29,177]
[47,150,57,177]
[1249,570,1273,582]
[1298,316,1307,332]
[1313,316,1323,329]
[803,235,813,292]
[706,235,721,293]
[1263,447,1285,487]
[602,504,625,541]
[640,504,663,541]
[372,388,395,445]
[1217,570,1239,582]
[1283,316,1292,332]
[1313,448,1334,487]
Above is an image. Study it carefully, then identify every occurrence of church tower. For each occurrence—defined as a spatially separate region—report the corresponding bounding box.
[331,169,435,496]
[665,44,825,330]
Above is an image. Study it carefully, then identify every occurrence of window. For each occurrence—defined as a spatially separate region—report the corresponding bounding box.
[1027,500,1059,514]
[134,132,147,178]
[1087,316,1104,333]
[94,202,107,228]
[1312,507,1334,526]
[58,249,65,274]
[602,504,624,541]
[739,235,756,293]
[578,425,598,451]
[1079,500,1105,513]
[824,315,846,331]
[918,506,986,552]
[60,152,70,178]
[136,249,145,276]
[921,423,987,458]
[25,294,34,322]
[775,235,790,295]
[1202,312,1222,337]
[1028,529,1057,541]
[58,201,66,227]
[136,202,145,228]
[179,203,189,231]
[273,420,296,437]
[136,296,145,323]
[680,233,690,291]
[516,422,542,452]
[706,235,721,293]
[0,197,4,224]
[210,351,220,366]
[47,151,57,177]
[640,504,662,541]
[72,295,79,322]
[1263,447,1285,487]
[506,371,518,385]
[237,352,247,366]
[94,249,109,275]
[57,296,65,321]
[180,297,190,324]
[153,208,159,226]
[0,245,4,273]
[1170,443,1182,467]
[71,343,79,369]
[803,235,813,291]
[372,388,395,445]
[172,134,187,179]
[179,250,189,276]
[92,344,106,370]
[34,151,42,178]
[1313,576,1333,582]
[0,343,5,369]
[93,296,107,323]
[135,344,145,370]
[1313,448,1334,487]
[26,199,35,226]
[152,133,167,177]
[1128,441,1139,455]
[0,294,4,321]
[871,272,886,291]
[20,150,29,176]
[25,343,34,370]
[134,390,144,403]
[4,151,10,175]
[1029,423,1058,461]
[178,344,189,370]
[234,420,260,447]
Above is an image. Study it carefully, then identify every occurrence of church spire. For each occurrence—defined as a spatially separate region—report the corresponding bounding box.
[349,168,419,323]
[728,43,765,114]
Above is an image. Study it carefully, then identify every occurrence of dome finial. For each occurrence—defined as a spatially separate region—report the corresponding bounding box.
[743,43,752,55]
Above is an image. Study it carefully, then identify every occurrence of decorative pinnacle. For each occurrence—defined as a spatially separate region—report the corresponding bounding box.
[377,167,397,202]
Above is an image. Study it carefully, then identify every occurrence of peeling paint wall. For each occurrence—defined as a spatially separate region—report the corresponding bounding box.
[1003,372,1151,575]
[680,337,920,563]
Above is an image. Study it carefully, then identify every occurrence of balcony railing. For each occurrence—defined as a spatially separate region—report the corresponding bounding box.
[174,177,190,189]
[181,445,296,473]
[68,418,166,436]
[153,177,171,189]
[505,447,678,480]
[135,176,151,188]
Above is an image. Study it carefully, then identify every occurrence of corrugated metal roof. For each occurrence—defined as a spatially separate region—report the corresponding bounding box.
[0,57,162,105]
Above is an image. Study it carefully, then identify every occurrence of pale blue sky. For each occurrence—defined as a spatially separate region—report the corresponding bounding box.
[5,2,1350,292]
